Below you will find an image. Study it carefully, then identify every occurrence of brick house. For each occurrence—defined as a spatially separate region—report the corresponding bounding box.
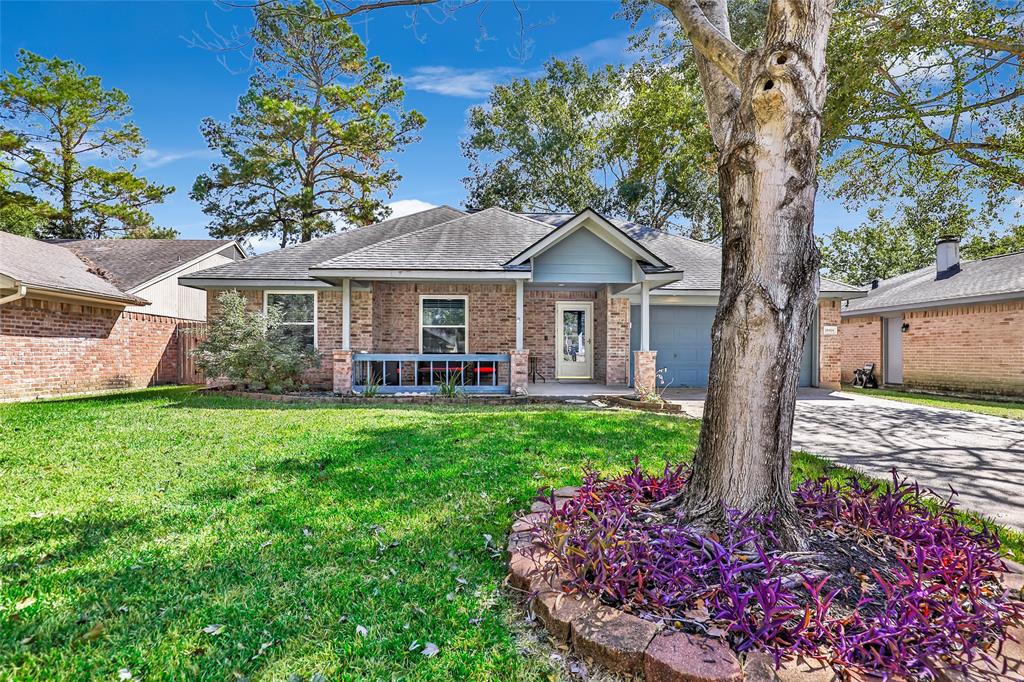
[840,236,1024,397]
[0,233,244,402]
[182,206,861,395]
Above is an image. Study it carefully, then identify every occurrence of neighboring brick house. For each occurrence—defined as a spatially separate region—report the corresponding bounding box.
[840,236,1024,397]
[0,233,244,402]
[182,206,862,396]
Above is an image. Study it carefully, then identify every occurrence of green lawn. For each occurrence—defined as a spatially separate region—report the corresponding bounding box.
[845,385,1024,420]
[0,388,1018,680]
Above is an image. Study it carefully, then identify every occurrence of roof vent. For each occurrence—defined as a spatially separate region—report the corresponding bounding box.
[935,235,961,279]
[870,278,879,290]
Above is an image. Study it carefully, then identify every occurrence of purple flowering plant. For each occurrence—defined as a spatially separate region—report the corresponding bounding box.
[529,462,1023,679]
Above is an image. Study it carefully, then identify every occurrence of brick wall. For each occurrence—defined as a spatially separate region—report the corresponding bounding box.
[204,284,637,389]
[817,300,842,389]
[370,281,515,353]
[840,300,1024,396]
[524,289,598,381]
[1,296,185,402]
[839,314,883,384]
[902,300,1024,396]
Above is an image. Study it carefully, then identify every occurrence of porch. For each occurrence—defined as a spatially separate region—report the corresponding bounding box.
[327,278,658,396]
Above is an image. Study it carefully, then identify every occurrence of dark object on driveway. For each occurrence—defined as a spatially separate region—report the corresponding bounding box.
[853,363,879,388]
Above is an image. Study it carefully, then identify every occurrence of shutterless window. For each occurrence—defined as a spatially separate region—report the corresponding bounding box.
[266,292,316,350]
[421,298,466,353]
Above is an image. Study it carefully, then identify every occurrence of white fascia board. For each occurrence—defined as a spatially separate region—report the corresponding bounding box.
[841,291,1024,317]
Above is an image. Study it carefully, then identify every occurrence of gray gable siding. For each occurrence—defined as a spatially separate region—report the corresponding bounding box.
[532,227,633,283]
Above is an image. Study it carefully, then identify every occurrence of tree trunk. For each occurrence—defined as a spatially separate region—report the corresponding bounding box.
[659,0,835,549]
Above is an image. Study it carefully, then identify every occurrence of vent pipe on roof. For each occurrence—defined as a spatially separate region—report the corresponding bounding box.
[870,278,879,290]
[935,235,961,279]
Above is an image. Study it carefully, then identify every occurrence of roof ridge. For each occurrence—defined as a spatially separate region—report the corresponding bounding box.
[233,205,465,265]
[495,206,558,228]
[966,248,1024,264]
[309,206,481,268]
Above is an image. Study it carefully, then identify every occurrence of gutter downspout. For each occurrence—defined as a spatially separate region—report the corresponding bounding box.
[0,284,28,306]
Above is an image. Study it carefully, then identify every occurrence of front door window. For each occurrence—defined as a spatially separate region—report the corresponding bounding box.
[562,310,587,364]
[555,302,593,379]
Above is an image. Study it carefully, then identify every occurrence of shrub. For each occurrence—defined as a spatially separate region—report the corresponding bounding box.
[530,464,1024,680]
[193,291,319,392]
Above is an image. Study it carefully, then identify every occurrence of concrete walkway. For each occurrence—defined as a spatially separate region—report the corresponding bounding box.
[666,388,1024,532]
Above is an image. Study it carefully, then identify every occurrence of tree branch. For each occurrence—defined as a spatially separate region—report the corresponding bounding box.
[654,0,746,85]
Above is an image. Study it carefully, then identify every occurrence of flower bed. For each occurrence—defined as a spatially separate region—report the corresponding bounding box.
[513,464,1024,680]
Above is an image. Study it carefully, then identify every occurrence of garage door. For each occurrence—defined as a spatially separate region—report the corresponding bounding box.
[629,305,815,388]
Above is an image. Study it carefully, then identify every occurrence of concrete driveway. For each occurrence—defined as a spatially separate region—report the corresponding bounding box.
[664,388,1024,531]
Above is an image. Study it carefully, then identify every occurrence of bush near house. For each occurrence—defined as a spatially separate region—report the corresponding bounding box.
[193,291,319,393]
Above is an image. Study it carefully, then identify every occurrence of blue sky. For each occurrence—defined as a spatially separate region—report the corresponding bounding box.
[1,0,864,243]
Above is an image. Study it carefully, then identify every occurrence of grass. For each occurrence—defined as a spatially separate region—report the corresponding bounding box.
[845,385,1024,421]
[0,388,1019,680]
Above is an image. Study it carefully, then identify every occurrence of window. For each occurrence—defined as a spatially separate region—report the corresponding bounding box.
[265,292,316,350]
[420,297,467,353]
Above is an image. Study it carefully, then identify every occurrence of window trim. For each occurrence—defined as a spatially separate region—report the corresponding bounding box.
[263,290,318,349]
[419,295,469,354]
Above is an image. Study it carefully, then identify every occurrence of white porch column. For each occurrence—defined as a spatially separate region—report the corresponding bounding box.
[515,279,525,351]
[341,278,351,351]
[640,280,651,351]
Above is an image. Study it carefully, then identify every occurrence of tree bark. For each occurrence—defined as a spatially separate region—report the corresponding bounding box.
[656,0,835,548]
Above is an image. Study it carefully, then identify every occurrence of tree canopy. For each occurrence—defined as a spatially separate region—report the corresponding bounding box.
[462,0,1024,264]
[0,50,174,239]
[817,0,1024,282]
[191,0,425,249]
[462,58,720,238]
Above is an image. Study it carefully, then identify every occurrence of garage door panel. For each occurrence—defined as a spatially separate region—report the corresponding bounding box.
[630,305,814,388]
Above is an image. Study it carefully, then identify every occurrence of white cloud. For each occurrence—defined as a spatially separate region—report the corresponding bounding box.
[564,34,633,64]
[387,198,438,218]
[404,66,525,98]
[245,234,281,255]
[139,148,216,169]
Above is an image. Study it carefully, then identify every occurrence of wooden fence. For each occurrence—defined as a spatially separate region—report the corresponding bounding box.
[176,322,207,385]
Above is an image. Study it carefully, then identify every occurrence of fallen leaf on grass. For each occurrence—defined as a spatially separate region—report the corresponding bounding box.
[202,624,226,636]
[355,624,368,637]
[15,597,36,611]
[118,669,133,681]
[422,642,439,658]
[82,622,105,641]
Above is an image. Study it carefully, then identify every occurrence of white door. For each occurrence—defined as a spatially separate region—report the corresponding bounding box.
[885,316,904,384]
[555,302,593,380]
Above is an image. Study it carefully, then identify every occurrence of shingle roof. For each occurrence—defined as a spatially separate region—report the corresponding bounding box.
[181,205,861,296]
[0,232,143,304]
[181,205,466,282]
[523,213,862,294]
[52,239,239,291]
[312,208,552,271]
[843,250,1024,315]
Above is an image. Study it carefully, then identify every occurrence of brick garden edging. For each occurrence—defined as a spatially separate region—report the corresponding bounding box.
[508,488,1024,682]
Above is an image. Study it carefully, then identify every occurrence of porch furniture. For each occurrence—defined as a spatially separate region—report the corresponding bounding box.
[352,353,511,394]
[529,355,546,383]
[852,363,878,389]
